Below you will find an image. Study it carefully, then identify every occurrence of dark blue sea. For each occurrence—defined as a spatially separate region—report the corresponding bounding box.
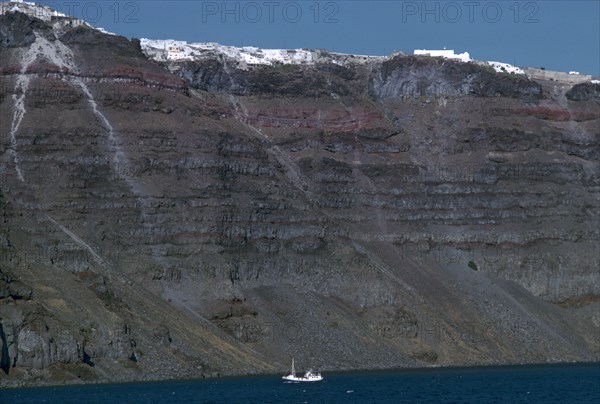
[1,363,599,403]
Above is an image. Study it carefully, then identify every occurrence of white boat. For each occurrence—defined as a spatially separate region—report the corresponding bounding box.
[282,358,323,382]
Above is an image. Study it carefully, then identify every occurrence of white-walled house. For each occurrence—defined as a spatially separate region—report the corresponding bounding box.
[414,49,471,62]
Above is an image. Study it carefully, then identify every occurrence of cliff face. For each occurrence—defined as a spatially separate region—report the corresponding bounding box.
[0,10,599,387]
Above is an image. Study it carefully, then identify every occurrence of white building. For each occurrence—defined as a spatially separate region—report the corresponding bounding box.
[0,0,67,21]
[414,49,471,62]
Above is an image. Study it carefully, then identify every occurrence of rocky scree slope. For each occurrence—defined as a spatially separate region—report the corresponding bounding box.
[0,10,599,386]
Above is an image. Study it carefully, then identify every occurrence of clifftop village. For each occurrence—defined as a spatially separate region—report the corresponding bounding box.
[1,0,597,84]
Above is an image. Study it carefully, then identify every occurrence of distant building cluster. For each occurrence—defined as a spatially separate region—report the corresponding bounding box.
[412,49,525,74]
[146,39,317,66]
[412,49,598,81]
[142,39,345,67]
[2,2,594,81]
[413,49,471,63]
[0,0,66,21]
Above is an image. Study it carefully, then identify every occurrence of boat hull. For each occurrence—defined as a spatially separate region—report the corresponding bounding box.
[282,375,323,382]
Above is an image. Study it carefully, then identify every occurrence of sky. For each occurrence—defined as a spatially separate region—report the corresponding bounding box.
[35,0,600,75]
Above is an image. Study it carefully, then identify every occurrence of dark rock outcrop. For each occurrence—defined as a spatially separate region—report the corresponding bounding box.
[0,11,51,47]
[566,82,600,101]
[372,55,543,99]
[0,270,32,300]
